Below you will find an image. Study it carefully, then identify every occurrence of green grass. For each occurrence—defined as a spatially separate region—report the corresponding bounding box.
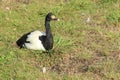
[0,0,120,80]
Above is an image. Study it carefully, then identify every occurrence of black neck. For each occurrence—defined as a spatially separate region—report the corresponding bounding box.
[45,20,52,37]
[43,20,53,50]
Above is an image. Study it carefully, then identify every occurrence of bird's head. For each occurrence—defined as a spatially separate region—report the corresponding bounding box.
[46,12,60,21]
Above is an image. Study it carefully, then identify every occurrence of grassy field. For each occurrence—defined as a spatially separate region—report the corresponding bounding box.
[0,0,120,80]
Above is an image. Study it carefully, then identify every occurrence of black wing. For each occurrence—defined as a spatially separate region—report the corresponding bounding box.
[16,32,31,48]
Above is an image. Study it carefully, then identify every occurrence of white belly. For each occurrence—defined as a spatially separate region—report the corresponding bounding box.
[24,30,46,51]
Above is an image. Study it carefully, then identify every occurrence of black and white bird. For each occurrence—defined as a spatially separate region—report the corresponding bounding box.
[16,13,59,51]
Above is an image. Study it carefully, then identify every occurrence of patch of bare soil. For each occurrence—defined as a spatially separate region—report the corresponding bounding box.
[50,50,120,78]
[51,56,99,74]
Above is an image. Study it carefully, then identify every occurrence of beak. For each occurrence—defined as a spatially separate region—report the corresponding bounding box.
[53,18,60,21]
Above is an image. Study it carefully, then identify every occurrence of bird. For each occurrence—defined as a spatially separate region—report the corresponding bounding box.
[16,13,59,51]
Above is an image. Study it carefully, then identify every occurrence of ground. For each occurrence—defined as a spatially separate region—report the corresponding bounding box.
[0,0,120,80]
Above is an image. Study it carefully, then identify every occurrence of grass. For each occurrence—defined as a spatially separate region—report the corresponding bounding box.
[0,0,120,80]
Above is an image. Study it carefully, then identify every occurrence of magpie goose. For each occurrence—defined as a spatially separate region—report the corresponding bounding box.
[16,13,59,51]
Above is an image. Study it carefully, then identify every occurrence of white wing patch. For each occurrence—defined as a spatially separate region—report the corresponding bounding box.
[24,30,46,50]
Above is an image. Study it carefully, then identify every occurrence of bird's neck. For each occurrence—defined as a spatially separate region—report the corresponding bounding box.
[45,21,52,37]
[44,20,53,50]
